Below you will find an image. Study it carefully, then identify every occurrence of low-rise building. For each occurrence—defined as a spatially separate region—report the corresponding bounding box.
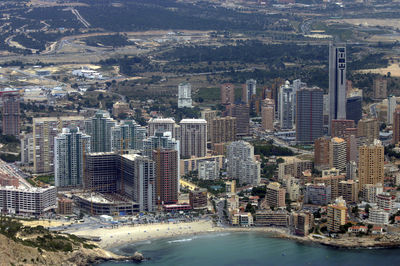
[348,226,368,234]
[369,208,390,225]
[255,210,289,227]
[377,193,394,212]
[189,188,208,210]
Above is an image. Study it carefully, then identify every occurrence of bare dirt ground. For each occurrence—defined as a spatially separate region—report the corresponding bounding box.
[331,19,400,29]
[358,62,400,77]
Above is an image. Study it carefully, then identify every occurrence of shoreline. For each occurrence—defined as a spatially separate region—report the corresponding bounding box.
[69,221,400,251]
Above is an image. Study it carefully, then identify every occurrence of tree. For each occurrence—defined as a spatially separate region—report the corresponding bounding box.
[245,203,256,214]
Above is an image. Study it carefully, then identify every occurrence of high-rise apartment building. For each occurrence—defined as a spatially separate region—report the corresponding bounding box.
[261,98,275,131]
[393,107,400,144]
[120,154,156,212]
[21,132,34,165]
[85,110,116,153]
[373,76,387,99]
[2,91,20,137]
[242,79,257,104]
[201,109,218,142]
[85,152,118,193]
[148,117,178,139]
[178,82,193,108]
[220,83,235,105]
[338,180,358,203]
[358,140,384,189]
[296,87,323,143]
[314,137,331,171]
[153,149,178,205]
[329,43,347,134]
[314,175,345,200]
[226,140,260,186]
[266,182,286,208]
[346,96,362,124]
[179,119,207,158]
[329,137,347,171]
[304,183,331,206]
[331,119,355,138]
[278,81,295,130]
[357,118,379,144]
[33,116,84,173]
[327,197,347,232]
[226,103,250,136]
[211,116,236,145]
[54,127,90,188]
[387,95,397,125]
[143,131,180,159]
[111,120,146,151]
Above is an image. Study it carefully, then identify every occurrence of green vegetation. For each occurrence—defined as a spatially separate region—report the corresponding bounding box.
[84,34,133,48]
[253,140,294,157]
[0,217,96,252]
[0,153,20,163]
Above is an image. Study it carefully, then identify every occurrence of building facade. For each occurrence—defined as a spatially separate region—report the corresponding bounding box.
[296,87,323,143]
[179,119,207,158]
[178,82,193,108]
[54,127,90,188]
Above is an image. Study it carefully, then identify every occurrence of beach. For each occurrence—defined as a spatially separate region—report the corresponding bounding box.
[72,220,224,249]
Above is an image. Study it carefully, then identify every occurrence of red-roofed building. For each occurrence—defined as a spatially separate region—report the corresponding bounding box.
[371,226,383,234]
[348,226,368,234]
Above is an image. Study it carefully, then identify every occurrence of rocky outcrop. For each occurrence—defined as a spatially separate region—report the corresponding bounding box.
[0,234,144,265]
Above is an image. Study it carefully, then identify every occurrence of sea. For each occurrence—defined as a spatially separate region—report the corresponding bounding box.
[99,231,400,266]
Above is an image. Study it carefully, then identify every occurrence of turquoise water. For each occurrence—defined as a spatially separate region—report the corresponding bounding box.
[100,232,400,266]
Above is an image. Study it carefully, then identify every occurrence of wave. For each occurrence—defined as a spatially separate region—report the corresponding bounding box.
[167,238,193,243]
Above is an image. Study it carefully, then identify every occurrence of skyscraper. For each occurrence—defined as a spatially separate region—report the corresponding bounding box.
[387,95,397,125]
[329,43,347,134]
[346,96,362,125]
[220,83,235,105]
[278,81,295,130]
[201,109,218,142]
[33,116,84,173]
[261,98,275,131]
[85,110,116,153]
[314,136,331,171]
[358,140,384,189]
[227,103,250,136]
[357,118,379,144]
[226,140,260,186]
[153,149,179,205]
[296,87,323,143]
[211,116,237,145]
[373,77,387,99]
[331,119,355,138]
[2,91,20,137]
[143,131,180,159]
[178,82,193,108]
[111,120,146,151]
[148,117,178,139]
[242,79,257,104]
[179,119,207,158]
[329,137,347,171]
[393,107,400,145]
[120,154,156,212]
[54,127,90,188]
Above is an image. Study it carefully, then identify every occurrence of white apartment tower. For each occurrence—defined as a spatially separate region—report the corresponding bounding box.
[54,127,90,188]
[226,140,261,186]
[178,82,193,108]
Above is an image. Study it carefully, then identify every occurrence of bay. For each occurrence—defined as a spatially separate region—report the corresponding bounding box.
[100,231,400,266]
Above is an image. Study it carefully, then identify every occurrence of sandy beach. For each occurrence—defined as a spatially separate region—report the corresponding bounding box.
[72,220,224,249]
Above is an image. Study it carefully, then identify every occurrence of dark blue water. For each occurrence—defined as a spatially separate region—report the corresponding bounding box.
[100,232,400,266]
